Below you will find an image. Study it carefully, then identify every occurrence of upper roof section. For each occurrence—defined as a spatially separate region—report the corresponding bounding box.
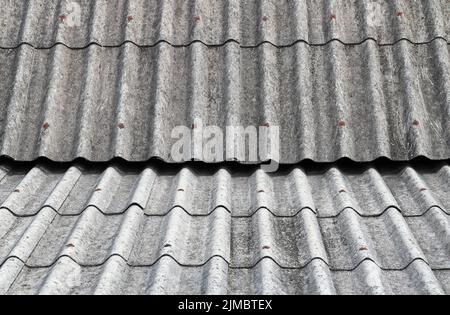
[1,40,449,162]
[1,0,448,48]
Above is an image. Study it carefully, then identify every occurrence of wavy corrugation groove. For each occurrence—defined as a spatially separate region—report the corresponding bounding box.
[0,40,449,162]
[0,162,449,217]
[0,0,448,48]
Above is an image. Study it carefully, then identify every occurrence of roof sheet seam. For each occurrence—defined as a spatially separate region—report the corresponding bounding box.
[0,254,437,273]
[1,204,448,219]
[0,36,448,51]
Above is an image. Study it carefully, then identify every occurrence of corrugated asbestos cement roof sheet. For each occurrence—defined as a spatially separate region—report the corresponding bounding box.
[0,162,449,294]
[0,0,449,296]
[0,39,449,162]
[0,0,448,48]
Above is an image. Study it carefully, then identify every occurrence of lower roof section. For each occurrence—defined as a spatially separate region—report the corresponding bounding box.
[3,257,449,295]
[1,0,449,48]
[0,160,449,294]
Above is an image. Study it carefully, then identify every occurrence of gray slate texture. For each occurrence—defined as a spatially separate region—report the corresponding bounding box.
[0,0,448,48]
[0,162,449,295]
[1,40,449,162]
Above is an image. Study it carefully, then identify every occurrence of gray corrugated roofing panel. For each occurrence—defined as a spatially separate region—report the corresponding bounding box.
[3,257,449,295]
[1,0,448,48]
[2,206,449,269]
[1,40,449,162]
[0,0,449,296]
[0,162,449,294]
[0,162,449,217]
